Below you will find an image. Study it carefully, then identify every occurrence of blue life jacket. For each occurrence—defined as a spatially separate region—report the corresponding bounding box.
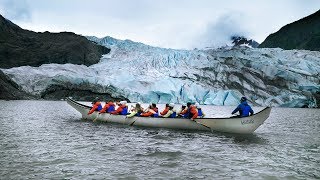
[121,107,128,115]
[151,107,159,117]
[197,108,203,117]
[107,105,115,113]
[97,104,102,111]
[183,108,191,118]
[169,112,176,118]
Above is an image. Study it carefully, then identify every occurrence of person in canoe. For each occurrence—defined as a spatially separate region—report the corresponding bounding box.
[140,103,159,117]
[127,102,144,117]
[99,101,115,113]
[160,103,170,116]
[195,103,205,118]
[232,97,254,117]
[111,101,128,115]
[177,105,187,117]
[162,103,176,118]
[88,98,103,115]
[180,102,198,120]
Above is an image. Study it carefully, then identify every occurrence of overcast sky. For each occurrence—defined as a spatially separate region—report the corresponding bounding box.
[0,0,319,49]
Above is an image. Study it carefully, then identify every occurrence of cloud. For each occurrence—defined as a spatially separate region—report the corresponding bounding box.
[192,13,250,49]
[0,0,31,21]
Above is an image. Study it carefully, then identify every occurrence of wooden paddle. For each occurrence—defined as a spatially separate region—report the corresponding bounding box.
[93,113,100,122]
[190,118,211,129]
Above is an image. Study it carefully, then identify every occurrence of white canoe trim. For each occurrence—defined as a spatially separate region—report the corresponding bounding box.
[66,97,271,134]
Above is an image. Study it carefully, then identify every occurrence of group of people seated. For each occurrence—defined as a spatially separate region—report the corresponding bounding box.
[87,99,205,120]
[87,96,254,120]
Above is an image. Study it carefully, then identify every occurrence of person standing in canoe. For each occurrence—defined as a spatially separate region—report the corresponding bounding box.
[88,98,103,115]
[232,97,254,117]
[99,101,115,113]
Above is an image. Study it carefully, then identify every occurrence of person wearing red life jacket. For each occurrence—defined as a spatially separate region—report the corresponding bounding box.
[160,104,170,116]
[88,98,103,115]
[181,102,198,120]
[100,101,115,113]
[140,103,159,117]
[111,101,128,115]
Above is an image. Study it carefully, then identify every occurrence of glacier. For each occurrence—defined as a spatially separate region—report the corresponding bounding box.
[2,36,320,107]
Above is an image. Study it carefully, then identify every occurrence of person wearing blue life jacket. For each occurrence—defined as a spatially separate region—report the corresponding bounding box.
[232,97,254,117]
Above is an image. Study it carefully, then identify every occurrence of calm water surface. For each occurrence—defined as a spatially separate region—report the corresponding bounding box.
[0,100,319,179]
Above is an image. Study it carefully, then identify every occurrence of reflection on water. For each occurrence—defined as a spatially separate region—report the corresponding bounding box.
[0,100,319,179]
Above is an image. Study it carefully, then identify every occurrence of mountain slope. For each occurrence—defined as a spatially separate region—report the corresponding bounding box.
[3,36,320,107]
[259,10,320,51]
[0,15,110,68]
[0,69,35,99]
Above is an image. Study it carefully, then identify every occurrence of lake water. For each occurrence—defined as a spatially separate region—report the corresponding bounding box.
[0,100,319,179]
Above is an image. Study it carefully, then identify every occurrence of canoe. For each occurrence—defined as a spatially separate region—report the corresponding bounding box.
[66,97,271,134]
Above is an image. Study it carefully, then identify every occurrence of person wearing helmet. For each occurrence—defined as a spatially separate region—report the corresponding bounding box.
[88,98,102,115]
[232,97,254,117]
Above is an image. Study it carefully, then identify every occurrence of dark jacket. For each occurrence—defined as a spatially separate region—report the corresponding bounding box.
[232,101,254,117]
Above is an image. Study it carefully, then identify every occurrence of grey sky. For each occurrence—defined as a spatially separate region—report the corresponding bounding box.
[0,0,319,49]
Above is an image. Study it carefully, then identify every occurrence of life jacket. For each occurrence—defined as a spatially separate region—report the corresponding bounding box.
[151,107,159,117]
[184,107,191,118]
[160,107,169,115]
[96,102,102,111]
[107,104,115,113]
[169,111,176,118]
[197,108,203,117]
[121,105,128,115]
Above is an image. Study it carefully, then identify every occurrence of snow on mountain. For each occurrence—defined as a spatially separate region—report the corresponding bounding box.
[2,36,320,107]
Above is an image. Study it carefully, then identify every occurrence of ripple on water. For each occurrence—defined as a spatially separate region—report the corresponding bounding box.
[0,101,319,179]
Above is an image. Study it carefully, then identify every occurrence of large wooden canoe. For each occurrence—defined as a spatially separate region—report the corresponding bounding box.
[66,97,271,134]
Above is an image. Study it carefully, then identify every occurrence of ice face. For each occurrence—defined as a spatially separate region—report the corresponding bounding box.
[2,36,320,107]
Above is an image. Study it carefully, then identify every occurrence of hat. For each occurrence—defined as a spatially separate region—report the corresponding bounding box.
[169,103,175,107]
[240,97,247,102]
[119,101,127,105]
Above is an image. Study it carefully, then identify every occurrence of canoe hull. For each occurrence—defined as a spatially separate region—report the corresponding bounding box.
[66,98,271,134]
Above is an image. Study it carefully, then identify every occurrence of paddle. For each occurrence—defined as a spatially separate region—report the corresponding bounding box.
[191,119,211,129]
[93,113,100,122]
